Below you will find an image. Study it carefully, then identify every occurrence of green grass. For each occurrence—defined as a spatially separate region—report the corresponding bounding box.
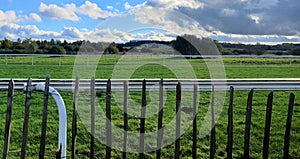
[0,90,299,158]
[0,55,299,158]
[0,56,299,78]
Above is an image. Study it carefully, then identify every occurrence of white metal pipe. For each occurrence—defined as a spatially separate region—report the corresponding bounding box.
[35,84,67,158]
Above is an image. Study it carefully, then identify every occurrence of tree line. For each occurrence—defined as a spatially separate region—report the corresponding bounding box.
[0,35,299,55]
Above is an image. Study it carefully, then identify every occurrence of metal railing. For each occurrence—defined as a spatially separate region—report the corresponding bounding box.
[0,78,299,91]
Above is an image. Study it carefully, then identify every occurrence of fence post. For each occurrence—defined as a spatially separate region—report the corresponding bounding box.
[244,89,254,159]
[90,77,95,159]
[139,80,147,159]
[21,78,33,159]
[174,82,181,159]
[227,86,234,159]
[56,144,62,159]
[263,92,273,159]
[106,79,112,159]
[192,83,198,159]
[210,85,216,159]
[156,79,164,159]
[283,93,295,158]
[39,75,50,159]
[71,77,79,159]
[2,80,14,159]
[122,81,128,159]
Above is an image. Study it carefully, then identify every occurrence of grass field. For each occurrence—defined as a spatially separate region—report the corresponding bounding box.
[0,55,299,79]
[0,55,299,158]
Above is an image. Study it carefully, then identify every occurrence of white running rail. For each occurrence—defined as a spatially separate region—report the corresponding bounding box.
[1,78,300,91]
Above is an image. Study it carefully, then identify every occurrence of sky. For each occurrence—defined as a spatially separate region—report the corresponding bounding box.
[0,0,299,44]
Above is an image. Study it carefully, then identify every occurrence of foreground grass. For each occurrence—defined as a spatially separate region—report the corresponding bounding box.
[0,90,299,158]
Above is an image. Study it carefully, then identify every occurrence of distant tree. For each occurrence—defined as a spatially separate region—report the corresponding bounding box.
[17,38,22,43]
[104,42,119,54]
[22,38,32,46]
[36,40,41,46]
[56,40,62,45]
[172,35,217,55]
[290,48,300,56]
[1,38,13,49]
[26,42,39,53]
[14,43,26,50]
[63,40,68,46]
[64,45,74,52]
[213,40,223,53]
[50,39,55,45]
[48,45,66,54]
[141,47,152,53]
[172,35,199,55]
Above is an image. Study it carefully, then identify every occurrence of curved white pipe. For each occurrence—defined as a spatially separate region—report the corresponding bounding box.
[35,83,67,158]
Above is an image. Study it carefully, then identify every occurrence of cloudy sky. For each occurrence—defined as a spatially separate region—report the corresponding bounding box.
[0,0,299,44]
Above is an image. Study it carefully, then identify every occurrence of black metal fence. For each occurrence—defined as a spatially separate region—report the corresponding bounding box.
[1,76,298,158]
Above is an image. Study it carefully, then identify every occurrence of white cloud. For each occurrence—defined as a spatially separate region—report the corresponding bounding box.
[39,2,79,21]
[132,31,175,41]
[106,6,113,10]
[124,2,132,10]
[129,6,209,38]
[87,28,131,42]
[0,10,42,25]
[0,24,60,39]
[77,1,115,19]
[244,0,279,10]
[221,8,236,16]
[147,0,204,9]
[39,1,115,21]
[30,13,42,22]
[1,0,299,44]
[61,27,83,39]
[1,22,299,44]
[249,14,260,24]
[0,10,17,24]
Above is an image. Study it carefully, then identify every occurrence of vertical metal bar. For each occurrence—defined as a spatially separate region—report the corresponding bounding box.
[226,86,234,159]
[56,144,62,159]
[263,92,273,159]
[139,80,147,159]
[156,79,164,159]
[192,83,198,159]
[21,78,33,159]
[122,81,128,159]
[39,75,50,159]
[71,77,79,159]
[2,79,14,159]
[210,85,216,159]
[35,83,67,158]
[90,77,95,159]
[244,89,254,159]
[283,93,295,159]
[174,82,181,159]
[106,79,112,159]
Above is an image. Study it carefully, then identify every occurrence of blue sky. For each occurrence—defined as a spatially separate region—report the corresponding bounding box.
[0,0,300,44]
